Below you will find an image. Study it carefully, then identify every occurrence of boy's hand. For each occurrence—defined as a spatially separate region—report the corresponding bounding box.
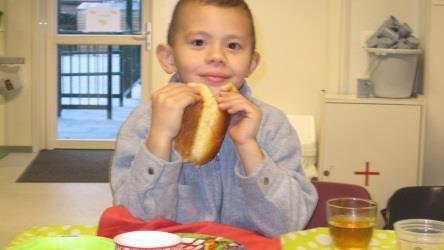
[217,91,261,144]
[217,90,264,174]
[147,83,201,160]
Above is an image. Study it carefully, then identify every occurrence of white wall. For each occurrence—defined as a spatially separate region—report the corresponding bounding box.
[0,0,5,147]
[150,0,178,94]
[248,0,328,118]
[423,1,444,185]
[2,0,32,147]
[0,89,4,147]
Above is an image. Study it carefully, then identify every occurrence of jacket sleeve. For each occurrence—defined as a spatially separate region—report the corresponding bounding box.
[234,106,318,236]
[110,104,182,221]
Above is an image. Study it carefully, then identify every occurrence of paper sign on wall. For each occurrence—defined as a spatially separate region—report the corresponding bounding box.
[85,8,121,32]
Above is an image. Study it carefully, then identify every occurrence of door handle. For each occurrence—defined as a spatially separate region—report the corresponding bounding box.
[132,22,151,51]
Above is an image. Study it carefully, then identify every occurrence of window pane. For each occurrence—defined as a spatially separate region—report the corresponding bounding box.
[57,44,141,139]
[58,0,141,34]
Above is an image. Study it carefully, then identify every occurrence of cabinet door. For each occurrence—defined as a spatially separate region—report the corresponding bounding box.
[319,103,422,209]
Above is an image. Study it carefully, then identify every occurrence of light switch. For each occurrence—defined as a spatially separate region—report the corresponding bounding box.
[432,0,444,5]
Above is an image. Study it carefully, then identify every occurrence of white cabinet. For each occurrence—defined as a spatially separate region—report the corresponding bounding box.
[319,95,425,213]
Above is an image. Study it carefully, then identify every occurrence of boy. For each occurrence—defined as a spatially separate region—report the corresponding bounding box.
[111,0,317,237]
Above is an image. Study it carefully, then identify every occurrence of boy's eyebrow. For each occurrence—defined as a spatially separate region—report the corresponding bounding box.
[185,31,210,37]
[224,34,246,41]
[186,31,246,40]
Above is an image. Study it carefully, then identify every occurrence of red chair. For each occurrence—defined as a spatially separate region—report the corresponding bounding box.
[304,181,371,229]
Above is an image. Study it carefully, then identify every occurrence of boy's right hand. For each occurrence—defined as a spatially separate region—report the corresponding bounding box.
[146,83,201,161]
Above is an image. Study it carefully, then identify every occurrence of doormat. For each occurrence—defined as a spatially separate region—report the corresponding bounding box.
[16,149,113,183]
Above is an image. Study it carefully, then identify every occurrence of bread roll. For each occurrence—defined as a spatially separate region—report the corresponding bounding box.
[174,82,237,165]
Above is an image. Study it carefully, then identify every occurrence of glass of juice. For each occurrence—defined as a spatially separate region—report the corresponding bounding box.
[327,197,377,250]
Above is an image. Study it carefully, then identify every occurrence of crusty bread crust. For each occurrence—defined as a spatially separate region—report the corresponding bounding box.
[174,83,237,165]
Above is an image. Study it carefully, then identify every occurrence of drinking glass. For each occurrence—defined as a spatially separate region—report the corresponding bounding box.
[327,197,377,250]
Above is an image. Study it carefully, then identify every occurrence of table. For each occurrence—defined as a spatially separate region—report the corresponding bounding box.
[281,227,396,249]
[6,225,397,249]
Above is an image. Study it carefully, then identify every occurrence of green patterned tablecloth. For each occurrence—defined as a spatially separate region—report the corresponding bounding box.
[281,227,397,250]
[6,225,98,249]
[7,225,397,249]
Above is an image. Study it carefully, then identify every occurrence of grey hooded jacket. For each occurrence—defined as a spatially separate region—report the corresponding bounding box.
[110,81,318,237]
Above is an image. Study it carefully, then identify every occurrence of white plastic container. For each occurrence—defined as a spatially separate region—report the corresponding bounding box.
[394,219,444,250]
[287,115,318,180]
[366,48,422,98]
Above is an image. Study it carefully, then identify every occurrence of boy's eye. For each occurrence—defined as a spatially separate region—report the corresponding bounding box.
[227,42,242,50]
[191,39,205,47]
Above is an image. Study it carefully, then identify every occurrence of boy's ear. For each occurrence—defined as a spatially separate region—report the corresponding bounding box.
[248,51,261,76]
[156,43,177,74]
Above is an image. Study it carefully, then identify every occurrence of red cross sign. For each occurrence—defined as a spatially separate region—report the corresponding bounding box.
[354,161,380,186]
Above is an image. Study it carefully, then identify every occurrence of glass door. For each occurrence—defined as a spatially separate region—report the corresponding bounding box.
[47,0,151,149]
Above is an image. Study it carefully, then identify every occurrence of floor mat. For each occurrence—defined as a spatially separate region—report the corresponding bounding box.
[16,149,113,183]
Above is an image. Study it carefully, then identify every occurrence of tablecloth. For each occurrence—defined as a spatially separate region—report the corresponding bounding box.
[281,227,396,249]
[6,225,397,249]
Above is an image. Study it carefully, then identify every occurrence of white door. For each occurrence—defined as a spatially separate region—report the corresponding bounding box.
[46,0,151,149]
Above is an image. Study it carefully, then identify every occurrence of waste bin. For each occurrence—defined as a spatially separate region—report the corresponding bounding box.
[366,48,421,98]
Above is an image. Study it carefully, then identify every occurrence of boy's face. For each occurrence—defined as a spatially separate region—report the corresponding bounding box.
[158,2,260,89]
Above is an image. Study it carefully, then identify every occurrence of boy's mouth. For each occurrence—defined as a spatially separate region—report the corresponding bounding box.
[200,73,230,84]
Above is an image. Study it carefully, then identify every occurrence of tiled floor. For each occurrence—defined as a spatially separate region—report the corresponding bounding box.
[0,153,113,247]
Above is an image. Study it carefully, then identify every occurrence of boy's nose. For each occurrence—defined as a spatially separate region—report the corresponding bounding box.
[205,45,227,65]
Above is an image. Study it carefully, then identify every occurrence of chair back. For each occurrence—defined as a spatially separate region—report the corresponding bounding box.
[304,181,371,229]
[382,186,444,229]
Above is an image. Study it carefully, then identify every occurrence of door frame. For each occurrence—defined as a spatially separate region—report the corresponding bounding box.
[43,0,151,149]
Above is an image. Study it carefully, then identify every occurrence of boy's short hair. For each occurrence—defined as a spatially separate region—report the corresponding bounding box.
[167,0,256,51]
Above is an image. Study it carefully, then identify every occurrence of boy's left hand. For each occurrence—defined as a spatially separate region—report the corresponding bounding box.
[217,90,264,175]
[217,90,262,146]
